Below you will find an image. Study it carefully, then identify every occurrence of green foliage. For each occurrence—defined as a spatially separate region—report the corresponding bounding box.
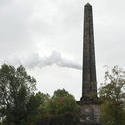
[26,89,80,125]
[45,89,80,115]
[37,89,80,125]
[28,92,50,124]
[53,89,69,98]
[36,112,80,125]
[0,64,80,125]
[99,66,125,125]
[0,64,36,125]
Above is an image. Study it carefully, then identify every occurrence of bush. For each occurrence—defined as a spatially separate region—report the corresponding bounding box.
[37,112,80,125]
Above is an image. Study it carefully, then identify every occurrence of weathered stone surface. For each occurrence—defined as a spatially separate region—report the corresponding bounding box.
[81,3,97,101]
[80,3,101,125]
[80,104,101,124]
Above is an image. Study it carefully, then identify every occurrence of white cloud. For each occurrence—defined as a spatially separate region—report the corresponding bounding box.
[2,51,81,70]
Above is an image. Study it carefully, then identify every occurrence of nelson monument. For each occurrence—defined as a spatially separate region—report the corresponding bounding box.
[79,3,101,125]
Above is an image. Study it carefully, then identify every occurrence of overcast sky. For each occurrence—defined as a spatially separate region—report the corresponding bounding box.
[0,0,125,100]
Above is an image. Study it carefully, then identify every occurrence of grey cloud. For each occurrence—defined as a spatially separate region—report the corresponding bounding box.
[2,51,81,70]
[24,51,81,70]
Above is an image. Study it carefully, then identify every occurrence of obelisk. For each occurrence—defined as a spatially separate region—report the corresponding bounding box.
[79,3,101,125]
[81,3,97,101]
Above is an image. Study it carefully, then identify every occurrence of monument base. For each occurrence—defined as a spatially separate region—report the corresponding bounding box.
[78,98,101,125]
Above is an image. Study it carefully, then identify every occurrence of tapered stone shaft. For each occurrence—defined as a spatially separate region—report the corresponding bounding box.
[82,3,97,100]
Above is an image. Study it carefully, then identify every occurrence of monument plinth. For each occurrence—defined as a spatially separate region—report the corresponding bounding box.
[80,3,101,125]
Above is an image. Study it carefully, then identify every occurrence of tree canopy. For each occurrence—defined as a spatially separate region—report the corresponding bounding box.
[99,66,125,125]
[36,89,80,125]
[46,89,79,115]
[0,64,36,125]
[0,64,80,125]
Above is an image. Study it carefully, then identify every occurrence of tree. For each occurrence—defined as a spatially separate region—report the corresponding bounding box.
[0,64,36,125]
[99,66,125,125]
[0,64,80,125]
[36,89,80,125]
[26,92,50,125]
[46,89,80,115]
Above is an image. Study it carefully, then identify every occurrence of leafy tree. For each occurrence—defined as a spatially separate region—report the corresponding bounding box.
[37,92,50,115]
[46,89,80,115]
[52,89,69,98]
[36,89,80,125]
[0,64,36,125]
[26,91,50,125]
[99,66,125,125]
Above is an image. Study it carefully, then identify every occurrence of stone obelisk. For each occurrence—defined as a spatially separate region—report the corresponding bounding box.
[79,3,101,125]
[81,2,97,101]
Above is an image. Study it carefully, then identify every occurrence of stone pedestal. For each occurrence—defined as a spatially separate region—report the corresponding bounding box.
[79,100,101,125]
